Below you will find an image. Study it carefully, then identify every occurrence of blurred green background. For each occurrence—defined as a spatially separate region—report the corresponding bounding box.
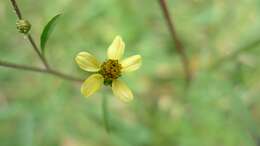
[1,0,260,146]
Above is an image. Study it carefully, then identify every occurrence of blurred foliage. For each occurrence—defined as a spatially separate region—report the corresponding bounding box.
[1,0,260,146]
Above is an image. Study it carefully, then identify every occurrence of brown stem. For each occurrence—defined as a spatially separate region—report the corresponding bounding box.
[9,0,49,69]
[210,38,260,70]
[158,0,192,86]
[27,34,50,69]
[48,69,84,82]
[7,0,84,82]
[10,0,22,19]
[0,60,84,82]
[0,60,47,73]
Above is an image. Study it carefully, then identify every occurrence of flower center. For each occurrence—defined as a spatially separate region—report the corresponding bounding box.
[99,59,122,85]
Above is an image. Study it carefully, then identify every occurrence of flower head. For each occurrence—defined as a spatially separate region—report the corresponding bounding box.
[75,36,142,102]
[16,19,31,34]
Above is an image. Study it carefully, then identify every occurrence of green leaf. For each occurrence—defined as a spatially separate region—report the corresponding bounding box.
[40,14,62,54]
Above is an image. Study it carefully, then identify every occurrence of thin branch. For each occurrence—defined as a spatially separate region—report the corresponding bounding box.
[27,34,50,69]
[7,0,84,82]
[0,60,47,73]
[158,0,192,86]
[0,60,84,82]
[210,38,260,69]
[9,0,49,69]
[48,69,84,82]
[10,0,22,19]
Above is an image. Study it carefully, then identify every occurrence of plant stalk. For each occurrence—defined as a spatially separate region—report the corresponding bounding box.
[158,0,192,86]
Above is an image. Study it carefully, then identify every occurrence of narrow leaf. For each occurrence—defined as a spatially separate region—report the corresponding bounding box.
[40,14,62,54]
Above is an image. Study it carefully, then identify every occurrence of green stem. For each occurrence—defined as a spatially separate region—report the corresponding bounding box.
[102,94,110,133]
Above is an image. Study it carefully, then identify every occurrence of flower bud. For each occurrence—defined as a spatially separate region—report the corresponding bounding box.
[16,19,31,34]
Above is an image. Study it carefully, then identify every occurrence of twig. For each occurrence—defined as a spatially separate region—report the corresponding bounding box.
[10,0,22,19]
[0,60,46,73]
[158,0,192,86]
[48,69,84,82]
[10,0,49,69]
[7,0,84,82]
[210,38,260,69]
[0,60,84,82]
[27,34,50,69]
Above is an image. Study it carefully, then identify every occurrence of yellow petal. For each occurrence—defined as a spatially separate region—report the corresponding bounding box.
[75,52,100,72]
[107,36,125,60]
[112,80,133,102]
[81,74,104,97]
[121,55,142,72]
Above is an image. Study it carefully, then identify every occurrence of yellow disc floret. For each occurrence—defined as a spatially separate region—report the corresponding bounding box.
[99,59,122,85]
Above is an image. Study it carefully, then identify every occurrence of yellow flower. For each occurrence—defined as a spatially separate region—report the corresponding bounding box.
[75,36,142,102]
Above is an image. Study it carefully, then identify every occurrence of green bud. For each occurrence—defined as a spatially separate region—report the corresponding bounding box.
[16,19,31,34]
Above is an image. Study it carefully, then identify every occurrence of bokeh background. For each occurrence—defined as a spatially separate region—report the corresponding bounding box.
[1,0,260,146]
